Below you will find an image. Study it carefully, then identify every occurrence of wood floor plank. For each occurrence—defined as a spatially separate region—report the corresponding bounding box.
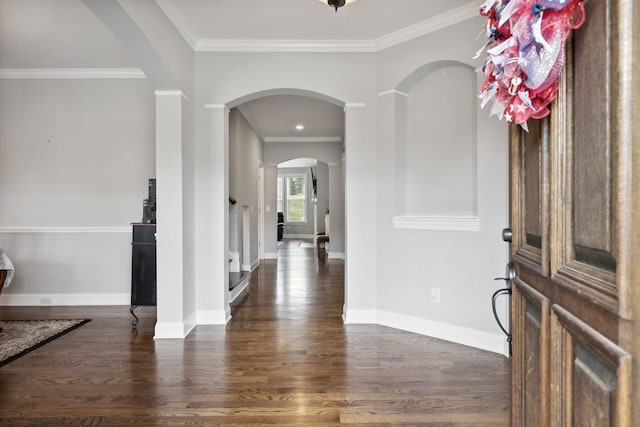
[0,239,510,425]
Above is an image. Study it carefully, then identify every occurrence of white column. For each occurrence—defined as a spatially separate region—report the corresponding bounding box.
[328,162,344,259]
[343,102,378,323]
[154,90,185,338]
[194,104,230,324]
[263,164,279,258]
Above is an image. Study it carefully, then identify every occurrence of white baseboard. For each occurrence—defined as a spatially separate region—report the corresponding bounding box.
[264,252,278,259]
[229,275,251,304]
[328,251,344,260]
[196,309,228,325]
[0,293,129,306]
[343,309,378,323]
[154,321,194,339]
[344,308,508,356]
[241,259,260,272]
[184,311,197,335]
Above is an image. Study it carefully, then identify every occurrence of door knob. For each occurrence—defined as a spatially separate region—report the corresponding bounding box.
[502,227,512,243]
[494,262,516,289]
[492,261,515,355]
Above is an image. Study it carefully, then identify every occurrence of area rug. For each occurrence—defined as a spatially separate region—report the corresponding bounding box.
[0,319,91,367]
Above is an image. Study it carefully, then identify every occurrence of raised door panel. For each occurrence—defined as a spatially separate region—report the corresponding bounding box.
[550,305,631,427]
[553,0,630,317]
[512,117,550,276]
[512,279,550,426]
[510,0,638,424]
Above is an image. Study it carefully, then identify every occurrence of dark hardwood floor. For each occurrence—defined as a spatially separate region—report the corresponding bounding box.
[0,239,510,426]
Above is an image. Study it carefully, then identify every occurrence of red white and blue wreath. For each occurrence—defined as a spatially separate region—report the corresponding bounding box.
[477,0,586,131]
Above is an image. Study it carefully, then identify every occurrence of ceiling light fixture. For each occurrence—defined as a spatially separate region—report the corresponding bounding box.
[317,0,358,12]
[296,124,305,130]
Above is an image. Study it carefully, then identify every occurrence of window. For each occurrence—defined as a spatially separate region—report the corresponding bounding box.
[286,174,306,222]
[277,176,284,213]
[277,173,306,223]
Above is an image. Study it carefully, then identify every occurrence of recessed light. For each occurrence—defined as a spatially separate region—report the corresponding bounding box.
[295,124,305,130]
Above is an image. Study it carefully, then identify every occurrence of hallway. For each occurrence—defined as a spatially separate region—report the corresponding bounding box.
[0,240,510,425]
[225,238,511,425]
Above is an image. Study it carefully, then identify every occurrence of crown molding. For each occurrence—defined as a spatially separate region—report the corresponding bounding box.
[195,39,376,53]
[160,1,479,53]
[0,68,146,79]
[375,2,479,51]
[264,136,342,143]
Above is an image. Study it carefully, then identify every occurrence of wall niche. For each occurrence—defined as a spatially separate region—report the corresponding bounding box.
[392,61,479,231]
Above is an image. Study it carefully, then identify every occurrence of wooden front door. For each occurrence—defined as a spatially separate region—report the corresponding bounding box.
[509,0,639,425]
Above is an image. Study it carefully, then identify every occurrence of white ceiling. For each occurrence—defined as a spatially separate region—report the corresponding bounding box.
[0,0,478,144]
[238,95,345,141]
[160,0,473,46]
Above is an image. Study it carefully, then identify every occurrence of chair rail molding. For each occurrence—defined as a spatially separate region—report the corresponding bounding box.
[391,215,481,232]
[0,68,146,79]
[0,227,131,234]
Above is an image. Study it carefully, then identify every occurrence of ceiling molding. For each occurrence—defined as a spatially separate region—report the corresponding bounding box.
[195,39,376,53]
[375,2,479,51]
[264,136,343,143]
[0,68,147,79]
[160,1,479,53]
[155,0,199,50]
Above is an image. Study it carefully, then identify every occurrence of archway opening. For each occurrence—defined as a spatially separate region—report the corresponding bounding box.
[226,90,347,320]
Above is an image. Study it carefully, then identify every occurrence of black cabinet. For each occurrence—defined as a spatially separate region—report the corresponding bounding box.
[130,224,156,326]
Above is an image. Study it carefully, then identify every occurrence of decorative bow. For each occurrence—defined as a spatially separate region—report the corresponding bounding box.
[477,0,585,130]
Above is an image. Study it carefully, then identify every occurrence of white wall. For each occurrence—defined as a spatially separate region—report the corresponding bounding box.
[229,108,262,269]
[83,0,198,337]
[0,13,511,355]
[374,18,510,354]
[263,140,344,254]
[194,51,376,320]
[0,78,155,304]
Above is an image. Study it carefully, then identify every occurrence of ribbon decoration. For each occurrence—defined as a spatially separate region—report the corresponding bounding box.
[477,0,585,130]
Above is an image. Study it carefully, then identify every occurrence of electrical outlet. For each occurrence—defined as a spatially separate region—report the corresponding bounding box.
[40,297,53,305]
[430,288,441,304]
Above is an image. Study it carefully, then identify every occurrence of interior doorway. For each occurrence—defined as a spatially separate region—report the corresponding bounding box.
[226,91,347,318]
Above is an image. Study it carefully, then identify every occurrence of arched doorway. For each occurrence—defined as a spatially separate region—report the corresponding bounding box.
[223,90,346,321]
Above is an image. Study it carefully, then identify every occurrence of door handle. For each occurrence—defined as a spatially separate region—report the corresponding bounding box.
[492,261,515,355]
[494,262,515,289]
